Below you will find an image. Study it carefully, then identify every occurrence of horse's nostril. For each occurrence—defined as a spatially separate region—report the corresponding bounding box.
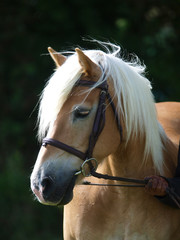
[41,177,52,188]
[40,176,55,198]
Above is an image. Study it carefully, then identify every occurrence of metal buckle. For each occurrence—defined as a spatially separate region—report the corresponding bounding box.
[75,158,98,177]
[100,90,107,95]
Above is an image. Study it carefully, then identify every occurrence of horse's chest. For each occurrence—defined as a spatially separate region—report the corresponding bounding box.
[64,207,149,240]
[64,188,147,239]
[64,194,129,239]
[64,187,180,240]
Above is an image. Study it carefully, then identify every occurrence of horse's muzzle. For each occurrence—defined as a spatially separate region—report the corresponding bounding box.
[31,164,77,206]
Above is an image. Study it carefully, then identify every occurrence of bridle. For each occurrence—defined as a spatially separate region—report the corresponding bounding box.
[42,72,147,187]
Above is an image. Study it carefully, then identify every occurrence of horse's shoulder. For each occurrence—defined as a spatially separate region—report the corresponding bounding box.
[156,101,180,145]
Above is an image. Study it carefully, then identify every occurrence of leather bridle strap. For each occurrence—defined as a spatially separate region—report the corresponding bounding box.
[91,171,147,184]
[86,85,107,159]
[42,138,86,160]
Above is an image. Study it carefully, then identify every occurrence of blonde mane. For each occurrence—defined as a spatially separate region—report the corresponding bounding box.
[38,42,165,174]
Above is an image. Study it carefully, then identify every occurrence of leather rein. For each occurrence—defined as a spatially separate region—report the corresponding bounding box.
[42,76,147,188]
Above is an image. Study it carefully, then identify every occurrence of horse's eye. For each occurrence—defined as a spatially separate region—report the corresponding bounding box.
[74,107,90,119]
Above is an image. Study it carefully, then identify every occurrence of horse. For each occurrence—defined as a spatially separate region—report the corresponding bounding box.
[30,42,180,240]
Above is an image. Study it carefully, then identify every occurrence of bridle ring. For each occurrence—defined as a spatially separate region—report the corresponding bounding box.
[75,158,98,177]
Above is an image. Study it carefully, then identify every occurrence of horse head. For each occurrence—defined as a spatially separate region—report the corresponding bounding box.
[30,47,121,205]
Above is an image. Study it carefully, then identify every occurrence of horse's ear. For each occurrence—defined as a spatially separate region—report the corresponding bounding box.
[75,48,99,76]
[48,47,67,67]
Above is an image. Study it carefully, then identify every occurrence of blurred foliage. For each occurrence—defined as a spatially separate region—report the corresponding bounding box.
[0,0,179,239]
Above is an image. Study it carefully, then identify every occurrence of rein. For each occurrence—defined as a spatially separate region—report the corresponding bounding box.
[42,74,147,188]
[87,170,147,187]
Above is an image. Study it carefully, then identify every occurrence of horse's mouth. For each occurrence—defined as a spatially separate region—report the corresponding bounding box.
[32,175,77,206]
[56,175,77,206]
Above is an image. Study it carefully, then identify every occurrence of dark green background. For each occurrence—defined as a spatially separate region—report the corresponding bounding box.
[1,0,179,239]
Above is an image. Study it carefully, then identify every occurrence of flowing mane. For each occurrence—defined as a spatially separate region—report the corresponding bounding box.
[38,43,165,174]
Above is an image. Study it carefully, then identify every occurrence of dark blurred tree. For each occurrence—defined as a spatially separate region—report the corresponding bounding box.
[0,0,179,239]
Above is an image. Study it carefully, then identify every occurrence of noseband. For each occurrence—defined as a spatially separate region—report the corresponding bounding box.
[42,74,147,187]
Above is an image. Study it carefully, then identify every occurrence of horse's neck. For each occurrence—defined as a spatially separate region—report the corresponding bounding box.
[102,136,177,180]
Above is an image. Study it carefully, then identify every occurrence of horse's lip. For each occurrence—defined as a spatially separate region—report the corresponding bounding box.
[56,175,77,206]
